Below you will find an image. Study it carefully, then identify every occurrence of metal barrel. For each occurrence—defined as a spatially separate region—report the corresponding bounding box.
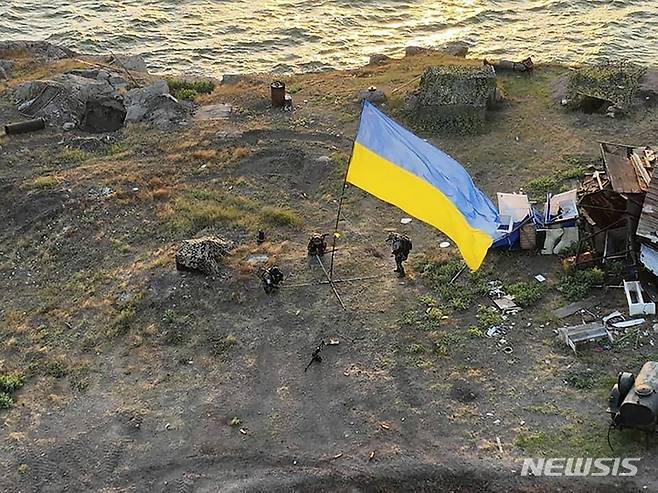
[270,81,286,108]
[5,118,46,135]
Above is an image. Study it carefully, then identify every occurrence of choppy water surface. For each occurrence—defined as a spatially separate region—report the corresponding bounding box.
[1,1,657,76]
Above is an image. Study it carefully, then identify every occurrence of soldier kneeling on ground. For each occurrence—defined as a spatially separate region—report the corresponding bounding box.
[262,266,284,294]
[386,232,412,277]
[307,233,328,256]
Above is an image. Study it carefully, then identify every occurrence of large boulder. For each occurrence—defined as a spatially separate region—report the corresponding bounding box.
[175,236,234,275]
[124,80,191,126]
[14,73,122,129]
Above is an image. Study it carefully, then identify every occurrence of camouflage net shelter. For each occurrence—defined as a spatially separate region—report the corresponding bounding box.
[407,64,497,133]
[566,62,647,114]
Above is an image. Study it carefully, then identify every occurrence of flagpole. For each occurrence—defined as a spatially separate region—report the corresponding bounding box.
[329,101,365,280]
[328,153,351,280]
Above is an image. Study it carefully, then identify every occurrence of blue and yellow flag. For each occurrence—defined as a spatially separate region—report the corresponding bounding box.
[347,102,500,271]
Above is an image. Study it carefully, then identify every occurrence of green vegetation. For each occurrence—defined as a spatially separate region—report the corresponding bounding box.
[506,281,547,307]
[526,176,557,196]
[25,175,60,190]
[108,308,136,338]
[166,79,215,101]
[0,373,24,409]
[44,358,68,378]
[467,326,485,338]
[565,369,595,390]
[58,148,89,163]
[557,267,605,301]
[476,305,502,329]
[171,189,302,233]
[414,254,489,311]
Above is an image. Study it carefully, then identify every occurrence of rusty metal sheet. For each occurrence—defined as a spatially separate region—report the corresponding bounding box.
[601,142,643,193]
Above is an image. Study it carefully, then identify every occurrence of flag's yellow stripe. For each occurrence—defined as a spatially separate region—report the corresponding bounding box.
[347,142,492,270]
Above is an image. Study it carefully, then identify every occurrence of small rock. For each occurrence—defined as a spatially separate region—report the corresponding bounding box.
[316,155,331,164]
[63,122,76,131]
[405,46,430,57]
[369,54,391,65]
[222,74,243,85]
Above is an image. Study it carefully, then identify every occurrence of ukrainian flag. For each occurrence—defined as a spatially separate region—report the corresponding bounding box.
[347,102,500,271]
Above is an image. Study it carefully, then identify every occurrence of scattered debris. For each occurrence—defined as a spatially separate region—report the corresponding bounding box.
[496,436,504,454]
[4,118,46,136]
[558,321,613,353]
[534,274,546,283]
[257,230,265,245]
[368,451,375,462]
[400,217,413,224]
[439,241,451,248]
[304,340,327,372]
[175,236,233,275]
[488,281,521,315]
[624,280,656,316]
[552,296,599,319]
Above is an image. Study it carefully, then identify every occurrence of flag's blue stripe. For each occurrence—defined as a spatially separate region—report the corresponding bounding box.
[355,102,500,237]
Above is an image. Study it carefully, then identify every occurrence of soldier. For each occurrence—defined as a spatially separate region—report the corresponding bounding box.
[386,232,412,277]
[307,233,328,256]
[262,266,284,294]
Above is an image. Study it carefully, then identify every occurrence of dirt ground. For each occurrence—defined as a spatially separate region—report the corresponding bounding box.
[1,51,658,492]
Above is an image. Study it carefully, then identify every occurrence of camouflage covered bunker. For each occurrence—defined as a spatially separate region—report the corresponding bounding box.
[407,64,497,133]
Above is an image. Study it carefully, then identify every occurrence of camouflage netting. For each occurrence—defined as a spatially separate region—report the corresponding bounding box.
[566,62,647,114]
[406,65,497,134]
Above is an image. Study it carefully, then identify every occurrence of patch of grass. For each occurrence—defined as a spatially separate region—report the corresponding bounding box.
[0,373,24,410]
[163,309,177,324]
[414,254,490,312]
[476,305,502,329]
[108,308,135,338]
[406,343,426,354]
[506,281,547,307]
[526,176,557,196]
[58,148,89,163]
[434,332,465,356]
[514,431,546,452]
[260,206,302,228]
[44,358,67,378]
[25,175,60,190]
[565,369,595,389]
[167,79,215,101]
[467,326,485,338]
[0,393,14,409]
[0,373,24,393]
[557,268,604,301]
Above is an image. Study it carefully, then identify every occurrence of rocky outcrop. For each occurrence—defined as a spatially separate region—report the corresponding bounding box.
[0,41,75,61]
[175,236,234,275]
[14,74,191,131]
[14,74,121,129]
[124,80,191,127]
